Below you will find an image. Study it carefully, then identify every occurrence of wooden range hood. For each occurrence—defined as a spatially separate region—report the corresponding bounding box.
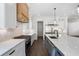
[17,3,29,23]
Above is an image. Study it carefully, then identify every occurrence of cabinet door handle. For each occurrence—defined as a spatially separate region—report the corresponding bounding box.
[9,50,15,55]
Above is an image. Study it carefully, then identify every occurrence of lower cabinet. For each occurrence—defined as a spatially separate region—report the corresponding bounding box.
[45,36,55,55]
[2,41,25,56]
[14,35,31,55]
[54,48,64,56]
[45,36,64,56]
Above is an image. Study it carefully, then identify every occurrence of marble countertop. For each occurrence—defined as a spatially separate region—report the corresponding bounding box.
[45,34,79,56]
[0,39,25,56]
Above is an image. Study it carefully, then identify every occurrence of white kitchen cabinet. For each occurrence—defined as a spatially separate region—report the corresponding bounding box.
[5,3,16,28]
[45,35,64,56]
[45,36,55,55]
[3,47,17,56]
[45,36,54,50]
[0,3,16,28]
[2,41,25,56]
[0,4,5,28]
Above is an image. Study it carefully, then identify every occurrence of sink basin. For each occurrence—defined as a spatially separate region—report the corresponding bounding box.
[49,36,58,39]
[46,34,58,39]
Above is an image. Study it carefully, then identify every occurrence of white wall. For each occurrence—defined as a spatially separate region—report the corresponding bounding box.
[68,15,79,36]
[29,3,79,39]
[29,3,79,17]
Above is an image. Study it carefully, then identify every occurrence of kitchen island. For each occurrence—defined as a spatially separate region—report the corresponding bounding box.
[45,34,79,56]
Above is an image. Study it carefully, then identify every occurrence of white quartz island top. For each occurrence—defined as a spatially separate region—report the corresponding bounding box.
[45,34,79,56]
[0,39,25,56]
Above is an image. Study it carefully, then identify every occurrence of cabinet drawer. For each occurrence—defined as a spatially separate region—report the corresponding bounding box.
[14,41,25,56]
[2,41,25,56]
[3,47,16,56]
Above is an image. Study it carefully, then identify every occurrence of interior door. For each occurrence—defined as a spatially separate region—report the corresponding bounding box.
[37,21,43,37]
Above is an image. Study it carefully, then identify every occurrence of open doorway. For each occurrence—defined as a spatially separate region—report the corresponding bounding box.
[37,21,43,40]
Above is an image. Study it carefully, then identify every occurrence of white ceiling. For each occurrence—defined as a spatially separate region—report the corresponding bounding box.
[29,3,79,17]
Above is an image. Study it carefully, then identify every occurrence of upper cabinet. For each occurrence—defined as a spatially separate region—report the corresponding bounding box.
[0,3,16,28]
[0,4,5,28]
[17,3,29,23]
[5,3,16,28]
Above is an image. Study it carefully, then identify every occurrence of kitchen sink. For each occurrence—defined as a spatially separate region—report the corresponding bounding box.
[49,36,58,39]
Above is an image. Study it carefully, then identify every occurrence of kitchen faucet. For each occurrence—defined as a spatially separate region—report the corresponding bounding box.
[51,27,54,34]
[54,29,59,38]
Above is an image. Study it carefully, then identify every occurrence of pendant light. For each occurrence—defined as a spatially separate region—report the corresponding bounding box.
[53,8,58,26]
[77,5,79,14]
[53,8,57,25]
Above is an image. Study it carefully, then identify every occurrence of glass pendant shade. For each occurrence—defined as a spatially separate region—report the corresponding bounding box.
[77,5,79,14]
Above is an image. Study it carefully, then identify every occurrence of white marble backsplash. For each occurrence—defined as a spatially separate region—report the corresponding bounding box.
[0,28,19,42]
[0,29,11,42]
[0,28,34,42]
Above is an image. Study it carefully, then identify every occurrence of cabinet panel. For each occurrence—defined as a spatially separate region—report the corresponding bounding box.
[45,36,54,50]
[14,41,25,56]
[5,4,16,28]
[3,41,25,56]
[45,36,55,55]
[3,47,17,56]
[45,36,64,56]
[0,4,5,28]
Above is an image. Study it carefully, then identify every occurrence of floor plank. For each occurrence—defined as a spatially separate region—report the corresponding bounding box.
[27,36,48,56]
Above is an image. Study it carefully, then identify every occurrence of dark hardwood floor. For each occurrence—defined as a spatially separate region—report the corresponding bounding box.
[27,36,48,56]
